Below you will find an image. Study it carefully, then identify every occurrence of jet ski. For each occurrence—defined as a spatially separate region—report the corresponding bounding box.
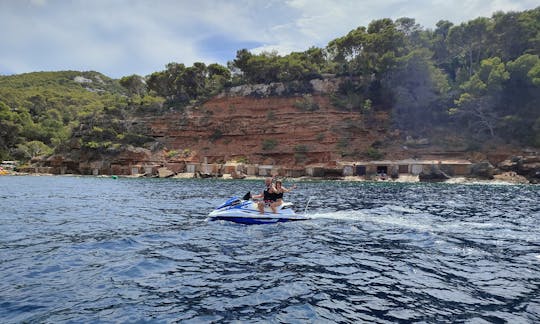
[208,192,310,225]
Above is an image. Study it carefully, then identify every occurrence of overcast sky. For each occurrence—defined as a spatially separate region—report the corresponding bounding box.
[1,0,538,78]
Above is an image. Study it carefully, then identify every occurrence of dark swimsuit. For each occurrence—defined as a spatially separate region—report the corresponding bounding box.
[263,186,277,204]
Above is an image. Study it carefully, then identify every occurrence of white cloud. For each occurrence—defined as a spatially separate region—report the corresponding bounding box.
[247,0,539,55]
[0,0,537,78]
[29,0,47,6]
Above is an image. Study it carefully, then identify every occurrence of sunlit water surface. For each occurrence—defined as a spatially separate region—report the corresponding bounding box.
[1,176,539,322]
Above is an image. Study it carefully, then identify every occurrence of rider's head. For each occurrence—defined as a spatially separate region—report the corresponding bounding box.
[265,177,272,186]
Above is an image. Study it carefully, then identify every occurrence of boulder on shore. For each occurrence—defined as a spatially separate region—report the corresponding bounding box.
[497,155,540,183]
[519,156,540,183]
[231,171,246,179]
[419,166,451,182]
[470,162,495,179]
[493,172,529,184]
[158,167,175,178]
[498,156,520,171]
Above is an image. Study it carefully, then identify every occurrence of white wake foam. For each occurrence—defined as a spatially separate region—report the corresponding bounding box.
[304,209,436,232]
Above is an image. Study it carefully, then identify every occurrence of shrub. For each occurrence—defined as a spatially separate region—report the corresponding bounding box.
[262,139,278,151]
[366,147,384,160]
[293,94,319,111]
[210,128,223,141]
[235,156,249,163]
[166,150,179,158]
[330,92,362,111]
[122,133,154,146]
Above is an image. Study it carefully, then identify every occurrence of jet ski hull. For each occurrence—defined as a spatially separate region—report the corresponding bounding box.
[209,215,309,225]
[208,197,309,224]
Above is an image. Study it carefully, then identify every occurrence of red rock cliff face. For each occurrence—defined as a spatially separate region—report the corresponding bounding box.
[148,93,390,165]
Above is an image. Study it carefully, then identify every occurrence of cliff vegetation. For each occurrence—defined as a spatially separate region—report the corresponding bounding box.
[1,7,539,164]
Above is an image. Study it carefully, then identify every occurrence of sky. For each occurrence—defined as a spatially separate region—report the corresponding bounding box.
[0,0,538,78]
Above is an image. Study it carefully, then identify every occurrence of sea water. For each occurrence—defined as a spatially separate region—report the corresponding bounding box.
[0,176,539,322]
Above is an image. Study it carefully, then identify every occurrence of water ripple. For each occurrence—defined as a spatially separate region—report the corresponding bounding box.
[0,177,539,322]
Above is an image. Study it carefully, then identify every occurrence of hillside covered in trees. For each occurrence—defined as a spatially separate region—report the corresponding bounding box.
[1,7,539,163]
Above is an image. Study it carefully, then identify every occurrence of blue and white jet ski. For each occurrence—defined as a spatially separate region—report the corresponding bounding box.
[208,193,310,225]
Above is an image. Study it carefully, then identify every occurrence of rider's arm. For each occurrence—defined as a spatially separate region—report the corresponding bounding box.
[282,185,297,193]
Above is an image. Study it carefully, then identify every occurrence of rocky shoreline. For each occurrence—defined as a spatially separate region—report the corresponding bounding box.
[2,170,534,185]
[11,151,540,185]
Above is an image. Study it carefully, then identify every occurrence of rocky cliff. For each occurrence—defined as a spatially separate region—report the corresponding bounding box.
[145,80,526,167]
[147,93,389,165]
[27,78,539,182]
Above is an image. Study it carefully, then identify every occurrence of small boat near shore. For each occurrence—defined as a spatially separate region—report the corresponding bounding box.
[208,196,310,225]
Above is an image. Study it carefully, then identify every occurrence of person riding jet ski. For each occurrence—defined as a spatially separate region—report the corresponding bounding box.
[252,177,278,214]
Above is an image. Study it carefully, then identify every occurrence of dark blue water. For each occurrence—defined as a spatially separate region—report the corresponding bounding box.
[1,176,539,323]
